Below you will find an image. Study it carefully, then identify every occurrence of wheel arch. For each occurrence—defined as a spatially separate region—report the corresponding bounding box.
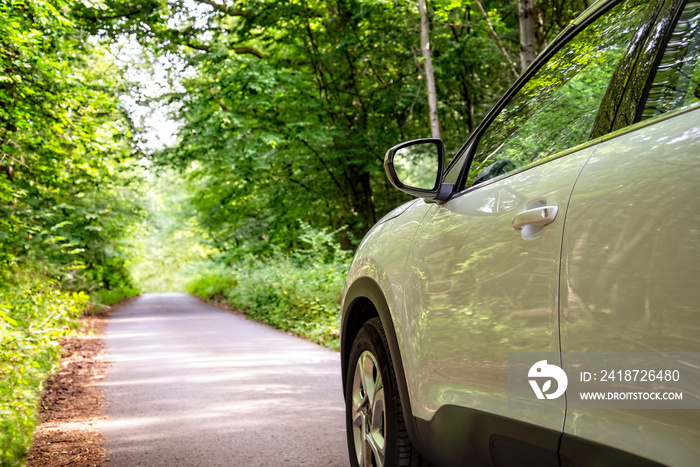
[340,277,423,452]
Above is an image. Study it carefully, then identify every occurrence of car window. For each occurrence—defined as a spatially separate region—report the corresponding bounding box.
[465,0,650,188]
[641,1,700,119]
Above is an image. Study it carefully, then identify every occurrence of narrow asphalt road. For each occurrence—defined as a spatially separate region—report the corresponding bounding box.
[99,293,349,466]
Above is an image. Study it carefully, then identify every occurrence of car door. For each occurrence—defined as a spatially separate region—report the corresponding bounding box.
[393,0,662,464]
[559,1,700,465]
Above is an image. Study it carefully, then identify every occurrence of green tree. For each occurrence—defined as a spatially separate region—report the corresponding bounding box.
[74,0,589,257]
[1,0,143,463]
[0,0,141,292]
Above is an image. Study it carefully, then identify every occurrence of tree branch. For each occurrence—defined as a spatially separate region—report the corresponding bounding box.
[473,0,519,79]
[298,138,349,206]
[232,46,264,59]
[81,7,145,22]
[182,40,264,59]
[186,42,210,51]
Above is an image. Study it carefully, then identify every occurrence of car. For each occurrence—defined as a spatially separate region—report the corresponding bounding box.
[339,0,700,465]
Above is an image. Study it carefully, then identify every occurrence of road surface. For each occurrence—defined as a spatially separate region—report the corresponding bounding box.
[99,293,349,466]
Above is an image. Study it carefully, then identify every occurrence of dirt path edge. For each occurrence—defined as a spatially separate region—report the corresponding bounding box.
[25,298,133,467]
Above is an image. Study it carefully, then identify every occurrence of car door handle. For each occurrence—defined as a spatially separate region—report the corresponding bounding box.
[512,206,559,230]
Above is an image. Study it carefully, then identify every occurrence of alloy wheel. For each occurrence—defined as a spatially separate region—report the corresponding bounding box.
[351,350,386,467]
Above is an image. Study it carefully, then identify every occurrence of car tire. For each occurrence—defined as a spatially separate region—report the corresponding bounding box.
[345,317,426,467]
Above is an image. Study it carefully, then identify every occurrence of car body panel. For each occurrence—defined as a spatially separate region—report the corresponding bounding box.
[342,198,434,358]
[560,107,700,466]
[398,146,596,432]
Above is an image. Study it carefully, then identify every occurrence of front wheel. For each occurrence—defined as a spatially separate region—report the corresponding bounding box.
[345,318,426,467]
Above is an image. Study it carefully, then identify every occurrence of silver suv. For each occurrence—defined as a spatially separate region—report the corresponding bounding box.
[340,0,700,466]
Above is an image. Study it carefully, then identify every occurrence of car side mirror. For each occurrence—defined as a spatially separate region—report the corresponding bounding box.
[384,138,452,201]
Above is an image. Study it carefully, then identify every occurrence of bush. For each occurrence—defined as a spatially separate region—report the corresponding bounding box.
[90,285,140,308]
[0,275,89,466]
[186,262,238,302]
[187,224,350,350]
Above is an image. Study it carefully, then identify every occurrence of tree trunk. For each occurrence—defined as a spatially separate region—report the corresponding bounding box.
[519,0,536,72]
[418,0,441,139]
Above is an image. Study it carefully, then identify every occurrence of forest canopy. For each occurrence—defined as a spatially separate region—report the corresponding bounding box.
[78,0,590,253]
